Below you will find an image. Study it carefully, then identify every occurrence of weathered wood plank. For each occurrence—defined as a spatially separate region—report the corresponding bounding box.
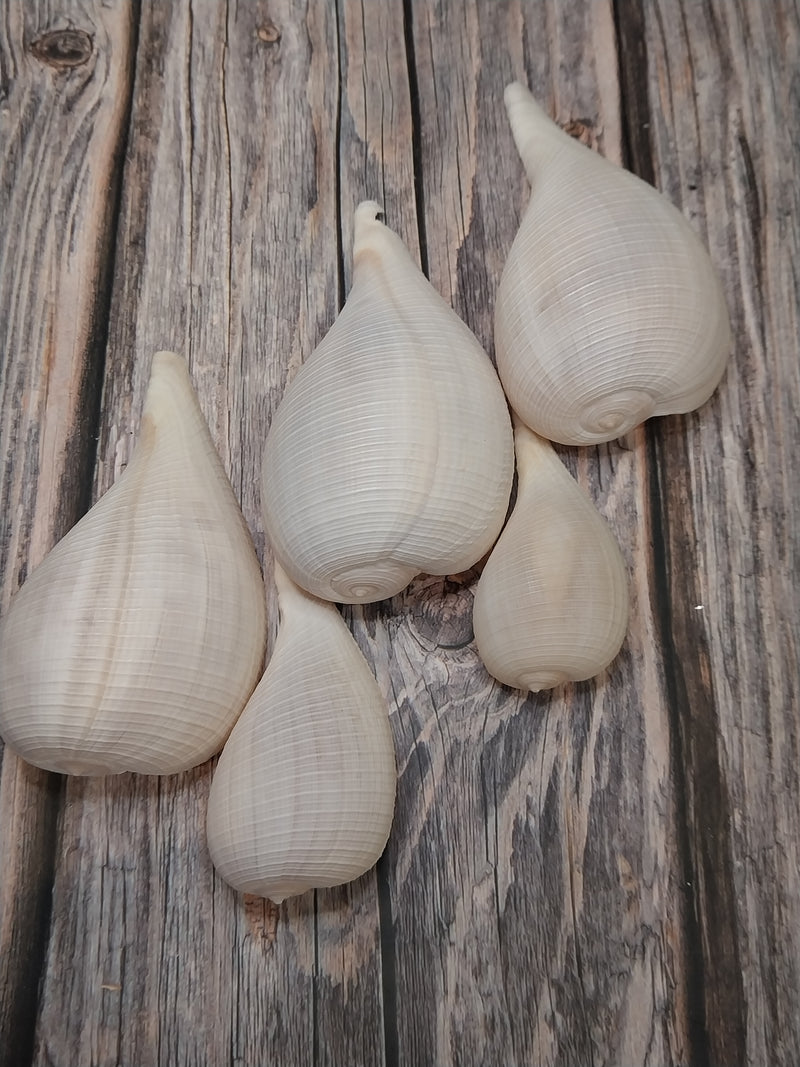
[0,2,135,1063]
[336,0,419,273]
[30,2,363,1064]
[324,2,422,1064]
[633,0,800,1063]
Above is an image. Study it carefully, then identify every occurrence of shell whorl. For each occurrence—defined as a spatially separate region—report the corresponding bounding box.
[577,390,656,440]
[327,561,419,604]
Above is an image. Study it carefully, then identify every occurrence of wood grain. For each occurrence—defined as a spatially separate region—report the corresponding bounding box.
[636,1,800,1063]
[0,0,797,1064]
[0,2,135,1062]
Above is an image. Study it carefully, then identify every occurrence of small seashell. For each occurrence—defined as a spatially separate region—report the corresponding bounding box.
[473,418,629,693]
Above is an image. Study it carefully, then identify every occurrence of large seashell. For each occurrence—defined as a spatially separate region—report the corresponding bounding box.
[261,201,514,604]
[206,562,396,903]
[495,82,731,445]
[0,352,267,775]
[473,418,629,692]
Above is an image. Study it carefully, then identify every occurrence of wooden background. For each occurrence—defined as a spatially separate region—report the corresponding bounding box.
[1,0,797,1064]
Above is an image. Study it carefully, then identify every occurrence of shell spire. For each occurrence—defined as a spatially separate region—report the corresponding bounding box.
[353,199,387,252]
[503,82,568,179]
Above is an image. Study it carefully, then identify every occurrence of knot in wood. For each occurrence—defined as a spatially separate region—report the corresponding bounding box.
[30,29,93,69]
[407,579,475,651]
[257,21,281,44]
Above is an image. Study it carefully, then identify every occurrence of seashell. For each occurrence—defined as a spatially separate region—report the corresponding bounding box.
[495,82,732,446]
[261,201,514,604]
[0,352,267,776]
[472,418,629,692]
[206,562,396,903]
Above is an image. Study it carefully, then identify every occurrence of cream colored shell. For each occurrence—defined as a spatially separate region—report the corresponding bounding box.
[261,201,514,604]
[473,419,629,692]
[206,562,397,903]
[0,352,267,775]
[495,82,731,446]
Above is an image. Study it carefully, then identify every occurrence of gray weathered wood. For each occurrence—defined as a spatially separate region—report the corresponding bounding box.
[0,0,797,1064]
[0,2,135,1062]
[633,1,800,1063]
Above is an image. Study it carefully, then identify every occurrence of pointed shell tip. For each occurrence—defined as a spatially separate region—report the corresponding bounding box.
[144,351,192,413]
[353,200,385,252]
[503,81,546,127]
[354,200,384,229]
[148,351,189,391]
[503,81,529,106]
[355,199,383,219]
[151,350,183,371]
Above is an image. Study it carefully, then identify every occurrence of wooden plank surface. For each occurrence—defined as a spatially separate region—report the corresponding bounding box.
[0,0,797,1065]
[0,3,136,1063]
[634,3,800,1064]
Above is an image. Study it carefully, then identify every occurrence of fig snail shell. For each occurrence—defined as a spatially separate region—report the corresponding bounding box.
[495,82,732,446]
[261,201,514,604]
[0,352,267,775]
[473,418,629,693]
[206,562,397,903]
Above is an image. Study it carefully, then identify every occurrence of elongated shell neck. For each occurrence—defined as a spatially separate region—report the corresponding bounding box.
[512,415,565,492]
[273,559,333,626]
[351,200,420,282]
[504,82,571,182]
[353,200,385,253]
[141,351,200,438]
